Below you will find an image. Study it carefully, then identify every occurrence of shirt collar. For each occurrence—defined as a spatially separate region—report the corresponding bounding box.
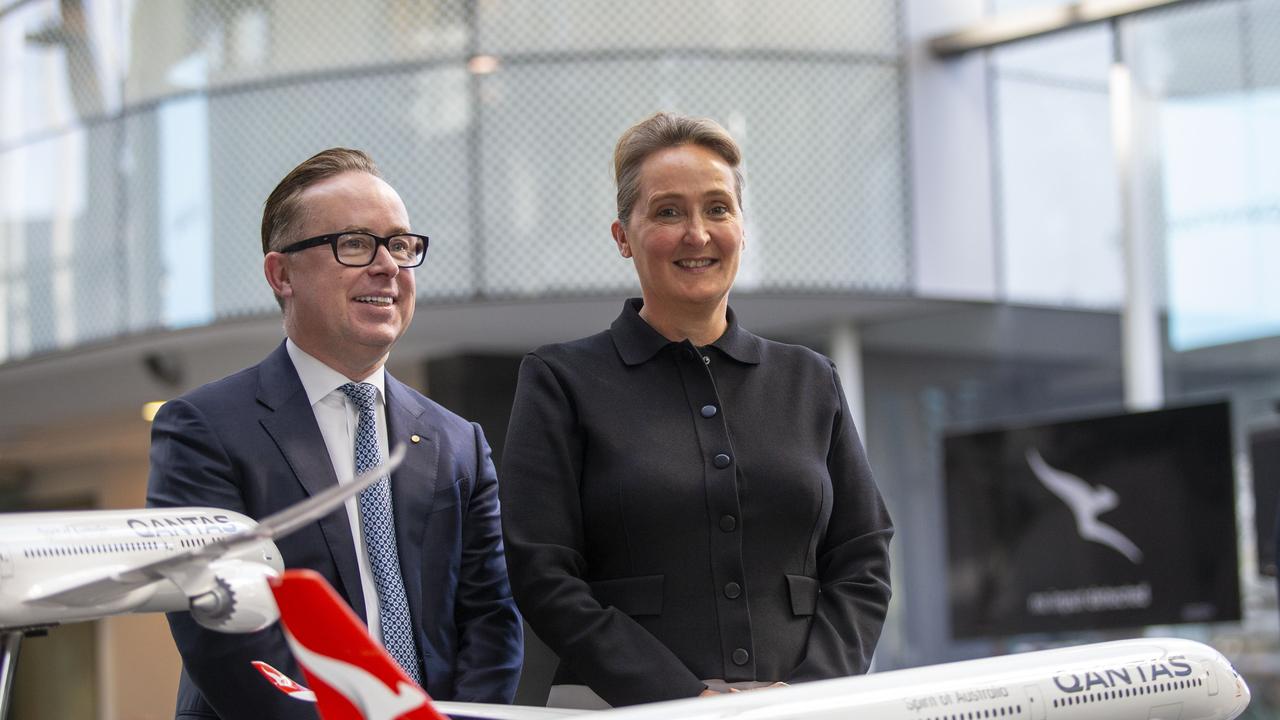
[610,297,761,366]
[286,338,387,407]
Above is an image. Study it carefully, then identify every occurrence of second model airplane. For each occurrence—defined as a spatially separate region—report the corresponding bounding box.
[261,568,1252,720]
[0,445,405,634]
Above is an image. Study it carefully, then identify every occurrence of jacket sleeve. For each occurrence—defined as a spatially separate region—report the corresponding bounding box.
[787,365,893,683]
[450,422,525,702]
[146,397,319,720]
[501,354,707,706]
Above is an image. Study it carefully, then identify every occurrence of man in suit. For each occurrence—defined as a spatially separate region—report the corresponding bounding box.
[147,148,522,719]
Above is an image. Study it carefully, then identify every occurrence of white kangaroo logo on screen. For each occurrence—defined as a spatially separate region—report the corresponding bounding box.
[1025,448,1143,564]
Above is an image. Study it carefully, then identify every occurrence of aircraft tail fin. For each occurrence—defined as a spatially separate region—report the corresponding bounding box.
[268,569,446,720]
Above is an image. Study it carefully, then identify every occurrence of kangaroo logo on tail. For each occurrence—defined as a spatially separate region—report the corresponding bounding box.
[264,569,446,720]
[281,628,428,720]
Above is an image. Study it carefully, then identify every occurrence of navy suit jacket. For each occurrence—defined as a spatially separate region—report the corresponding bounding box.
[146,342,522,719]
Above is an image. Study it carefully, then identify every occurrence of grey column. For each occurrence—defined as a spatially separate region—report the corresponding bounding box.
[830,322,867,450]
[1111,23,1163,411]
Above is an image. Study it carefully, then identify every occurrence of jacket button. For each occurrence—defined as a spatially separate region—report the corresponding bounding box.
[724,582,741,599]
[713,453,731,469]
[703,355,711,365]
[719,515,736,532]
[732,648,749,666]
[701,404,718,418]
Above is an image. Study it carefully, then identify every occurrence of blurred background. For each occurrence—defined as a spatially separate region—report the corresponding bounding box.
[1,0,1278,717]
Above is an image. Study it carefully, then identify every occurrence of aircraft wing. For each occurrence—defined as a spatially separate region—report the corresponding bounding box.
[24,446,406,608]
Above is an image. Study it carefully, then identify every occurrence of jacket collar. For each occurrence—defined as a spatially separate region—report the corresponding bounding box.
[610,297,761,366]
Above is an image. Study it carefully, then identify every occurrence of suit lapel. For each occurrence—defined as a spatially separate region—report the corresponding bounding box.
[385,374,439,643]
[256,343,368,623]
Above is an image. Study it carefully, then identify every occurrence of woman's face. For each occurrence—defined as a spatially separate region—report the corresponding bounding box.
[612,144,743,314]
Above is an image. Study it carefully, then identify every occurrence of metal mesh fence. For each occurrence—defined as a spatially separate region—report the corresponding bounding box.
[0,0,909,363]
[474,0,900,55]
[206,68,479,316]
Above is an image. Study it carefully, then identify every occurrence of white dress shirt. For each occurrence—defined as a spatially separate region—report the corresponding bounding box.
[285,338,390,643]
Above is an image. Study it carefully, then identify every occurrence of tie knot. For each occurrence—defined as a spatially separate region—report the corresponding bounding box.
[340,382,378,411]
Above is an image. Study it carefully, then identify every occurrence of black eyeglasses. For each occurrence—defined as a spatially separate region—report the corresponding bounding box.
[280,232,429,268]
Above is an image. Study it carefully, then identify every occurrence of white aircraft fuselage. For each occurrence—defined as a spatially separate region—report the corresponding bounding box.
[0,445,404,640]
[577,638,1249,720]
[0,508,278,630]
[265,569,1250,720]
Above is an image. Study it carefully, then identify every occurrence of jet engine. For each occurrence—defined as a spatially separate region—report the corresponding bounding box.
[189,559,280,633]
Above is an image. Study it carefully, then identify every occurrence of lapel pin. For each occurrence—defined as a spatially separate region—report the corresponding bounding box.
[410,434,421,444]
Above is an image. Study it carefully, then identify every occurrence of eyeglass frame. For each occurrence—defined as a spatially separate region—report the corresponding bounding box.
[278,231,429,268]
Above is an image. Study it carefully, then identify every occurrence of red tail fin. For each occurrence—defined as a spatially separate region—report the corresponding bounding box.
[269,569,447,720]
[252,660,317,702]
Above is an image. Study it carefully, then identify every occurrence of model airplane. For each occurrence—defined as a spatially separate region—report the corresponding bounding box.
[0,445,405,634]
[263,568,1252,720]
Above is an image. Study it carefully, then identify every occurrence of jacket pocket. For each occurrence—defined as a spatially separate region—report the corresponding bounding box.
[785,574,820,616]
[589,574,664,616]
[429,475,463,513]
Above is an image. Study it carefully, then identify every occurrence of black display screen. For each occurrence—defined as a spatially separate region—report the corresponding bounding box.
[945,401,1240,638]
[1248,426,1280,577]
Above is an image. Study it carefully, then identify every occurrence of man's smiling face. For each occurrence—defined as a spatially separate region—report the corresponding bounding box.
[273,171,416,378]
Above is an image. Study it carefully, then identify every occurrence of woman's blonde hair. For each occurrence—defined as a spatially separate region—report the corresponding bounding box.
[613,112,743,225]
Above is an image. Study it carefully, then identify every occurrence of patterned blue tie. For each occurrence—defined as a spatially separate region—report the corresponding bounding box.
[340,382,421,684]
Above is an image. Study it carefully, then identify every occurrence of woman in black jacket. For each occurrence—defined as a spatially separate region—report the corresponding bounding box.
[501,112,893,709]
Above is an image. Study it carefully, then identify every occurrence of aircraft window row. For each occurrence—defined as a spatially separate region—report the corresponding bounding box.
[1051,677,1204,707]
[23,540,165,558]
[921,703,1022,720]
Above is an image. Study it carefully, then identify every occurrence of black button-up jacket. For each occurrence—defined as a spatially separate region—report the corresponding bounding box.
[501,299,893,707]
